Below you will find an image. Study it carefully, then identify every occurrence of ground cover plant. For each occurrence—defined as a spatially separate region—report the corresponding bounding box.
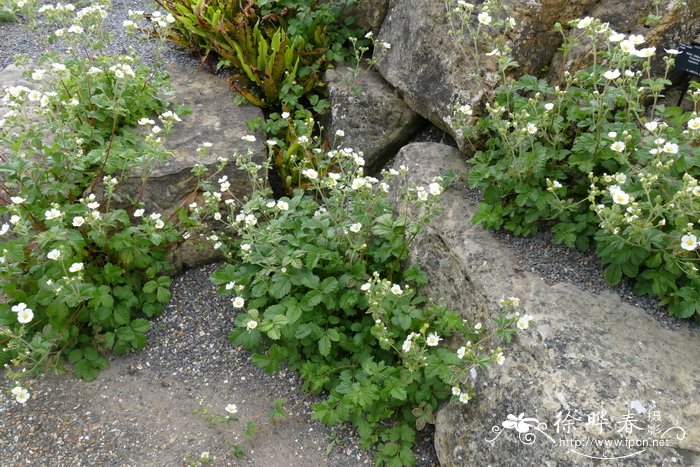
[0,1,183,390]
[448,3,700,319]
[187,138,533,466]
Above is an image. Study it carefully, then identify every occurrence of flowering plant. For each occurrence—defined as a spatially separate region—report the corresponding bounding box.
[0,2,182,384]
[456,15,700,318]
[191,138,529,465]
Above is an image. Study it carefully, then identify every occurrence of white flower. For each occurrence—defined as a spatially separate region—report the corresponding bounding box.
[577,16,593,29]
[11,386,24,396]
[349,223,362,233]
[457,346,466,359]
[665,48,680,55]
[11,303,29,313]
[246,319,257,330]
[401,338,412,353]
[241,135,257,143]
[390,284,403,295]
[544,103,554,111]
[470,367,478,380]
[69,262,84,273]
[635,47,656,58]
[15,389,30,404]
[604,69,620,80]
[154,219,165,229]
[382,41,391,49]
[87,201,100,210]
[608,32,625,42]
[681,234,698,251]
[232,297,245,308]
[365,31,373,38]
[426,333,442,347]
[47,249,61,260]
[266,201,276,208]
[31,69,45,81]
[150,213,161,221]
[508,17,516,28]
[200,452,209,461]
[335,129,345,137]
[138,117,154,126]
[451,386,461,396]
[477,11,492,25]
[298,135,309,144]
[10,215,20,224]
[687,117,700,131]
[302,168,318,180]
[526,123,538,135]
[459,393,470,404]
[10,196,25,204]
[276,200,289,211]
[241,243,251,252]
[281,112,290,119]
[614,173,627,184]
[428,182,443,196]
[225,404,238,414]
[0,224,8,236]
[17,307,34,324]
[645,121,659,132]
[610,141,625,153]
[458,104,472,115]
[516,314,533,330]
[360,282,371,292]
[68,25,84,34]
[496,352,506,365]
[45,208,62,220]
[629,34,645,45]
[620,40,636,54]
[612,189,630,205]
[662,142,679,154]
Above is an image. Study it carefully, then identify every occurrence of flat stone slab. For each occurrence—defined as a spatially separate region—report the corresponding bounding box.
[389,143,700,466]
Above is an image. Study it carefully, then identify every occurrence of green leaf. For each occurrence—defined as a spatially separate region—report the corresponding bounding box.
[604,264,622,286]
[130,318,150,333]
[116,326,136,342]
[143,280,158,293]
[318,334,331,357]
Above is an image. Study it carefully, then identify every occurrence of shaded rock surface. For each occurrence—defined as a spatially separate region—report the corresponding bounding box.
[325,0,390,34]
[389,143,700,466]
[324,64,424,173]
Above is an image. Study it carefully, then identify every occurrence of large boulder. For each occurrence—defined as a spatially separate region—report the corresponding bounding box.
[323,64,424,174]
[388,143,700,466]
[376,1,700,149]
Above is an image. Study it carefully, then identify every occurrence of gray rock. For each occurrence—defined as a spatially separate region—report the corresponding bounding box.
[116,62,265,215]
[324,64,424,173]
[377,1,700,149]
[388,143,700,466]
[323,0,389,34]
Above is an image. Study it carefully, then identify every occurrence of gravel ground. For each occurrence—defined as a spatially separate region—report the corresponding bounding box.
[0,2,439,466]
